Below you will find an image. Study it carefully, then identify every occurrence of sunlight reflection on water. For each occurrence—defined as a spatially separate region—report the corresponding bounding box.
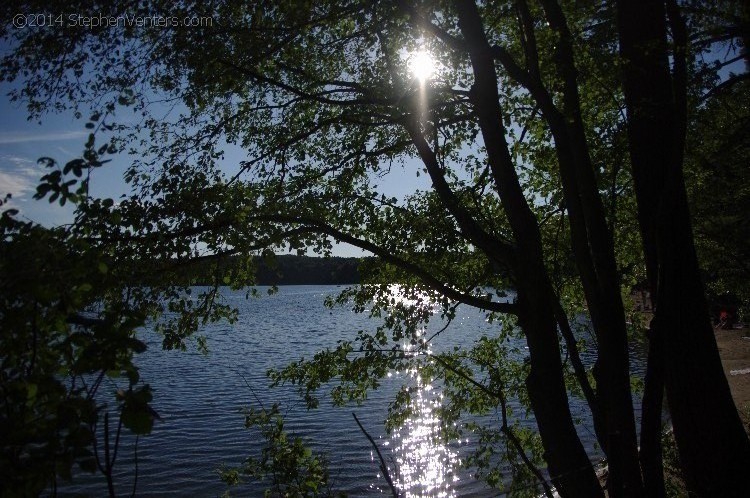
[368,363,460,498]
[389,374,459,497]
[370,286,460,497]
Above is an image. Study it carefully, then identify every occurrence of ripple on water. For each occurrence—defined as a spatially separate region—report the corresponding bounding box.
[58,285,633,496]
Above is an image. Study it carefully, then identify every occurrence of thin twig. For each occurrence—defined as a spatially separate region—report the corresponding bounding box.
[352,413,401,497]
[130,435,139,498]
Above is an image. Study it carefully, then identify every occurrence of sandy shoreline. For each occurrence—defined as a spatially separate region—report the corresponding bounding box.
[715,327,750,431]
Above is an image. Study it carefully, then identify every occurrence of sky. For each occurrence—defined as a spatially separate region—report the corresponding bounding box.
[0,83,436,258]
[0,25,440,259]
[0,69,140,226]
[2,25,742,258]
[0,79,423,258]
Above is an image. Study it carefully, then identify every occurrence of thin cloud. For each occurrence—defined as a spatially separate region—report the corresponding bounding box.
[0,130,88,145]
[56,146,75,156]
[0,155,41,198]
[0,171,34,197]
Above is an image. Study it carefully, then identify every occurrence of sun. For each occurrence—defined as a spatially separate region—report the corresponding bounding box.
[409,50,435,83]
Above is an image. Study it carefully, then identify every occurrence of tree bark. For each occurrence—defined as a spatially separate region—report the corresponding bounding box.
[655,172,750,496]
[507,2,644,492]
[455,2,603,495]
[617,0,750,494]
[541,0,644,490]
[517,284,604,498]
[639,320,665,498]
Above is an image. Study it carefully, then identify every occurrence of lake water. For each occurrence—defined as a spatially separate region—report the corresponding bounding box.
[58,285,641,497]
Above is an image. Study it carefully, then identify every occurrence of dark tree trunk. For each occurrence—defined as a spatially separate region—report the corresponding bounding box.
[455,2,603,495]
[656,174,750,496]
[615,1,670,493]
[517,285,604,498]
[639,321,665,498]
[525,2,644,492]
[617,0,750,495]
[742,2,750,70]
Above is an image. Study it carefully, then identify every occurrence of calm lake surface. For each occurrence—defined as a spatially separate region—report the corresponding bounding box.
[59,285,643,497]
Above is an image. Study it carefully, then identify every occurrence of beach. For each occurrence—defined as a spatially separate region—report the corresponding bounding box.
[716,327,750,431]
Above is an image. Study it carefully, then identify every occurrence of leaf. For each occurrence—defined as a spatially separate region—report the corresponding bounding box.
[26,383,38,402]
[121,408,154,435]
[34,184,51,199]
[37,157,56,168]
[124,366,140,385]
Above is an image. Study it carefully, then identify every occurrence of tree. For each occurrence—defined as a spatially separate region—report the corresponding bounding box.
[618,1,750,494]
[0,159,243,495]
[0,202,157,496]
[686,81,750,320]
[2,1,748,496]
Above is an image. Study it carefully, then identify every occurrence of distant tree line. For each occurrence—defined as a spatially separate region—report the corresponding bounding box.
[253,254,363,285]
[188,254,364,286]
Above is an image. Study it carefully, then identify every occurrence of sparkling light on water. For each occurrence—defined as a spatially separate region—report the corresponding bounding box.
[369,285,460,496]
[389,372,459,497]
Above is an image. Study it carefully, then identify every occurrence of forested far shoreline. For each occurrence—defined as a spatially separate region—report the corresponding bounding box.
[189,254,365,286]
[2,1,749,496]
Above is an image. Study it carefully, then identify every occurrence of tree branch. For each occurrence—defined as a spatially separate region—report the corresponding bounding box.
[256,214,517,314]
[352,413,401,497]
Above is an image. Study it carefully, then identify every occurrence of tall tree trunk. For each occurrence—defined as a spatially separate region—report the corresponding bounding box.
[639,319,665,498]
[455,2,603,495]
[617,0,750,494]
[508,2,643,492]
[517,285,604,498]
[657,177,750,495]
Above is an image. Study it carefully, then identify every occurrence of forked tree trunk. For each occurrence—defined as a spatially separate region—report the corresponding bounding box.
[534,2,644,492]
[617,0,750,494]
[455,2,603,495]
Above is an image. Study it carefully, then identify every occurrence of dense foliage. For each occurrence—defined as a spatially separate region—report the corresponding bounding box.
[0,206,155,495]
[685,82,750,319]
[1,0,749,496]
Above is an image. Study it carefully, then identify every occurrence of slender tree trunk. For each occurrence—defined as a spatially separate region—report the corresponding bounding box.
[525,2,644,492]
[517,285,603,498]
[639,320,665,498]
[617,0,750,495]
[455,2,603,495]
[742,2,750,70]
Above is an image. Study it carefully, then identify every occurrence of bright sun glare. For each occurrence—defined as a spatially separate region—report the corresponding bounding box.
[410,50,435,83]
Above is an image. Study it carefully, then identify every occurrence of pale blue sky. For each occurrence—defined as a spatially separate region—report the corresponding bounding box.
[0,79,425,257]
[0,94,107,225]
[2,32,742,258]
